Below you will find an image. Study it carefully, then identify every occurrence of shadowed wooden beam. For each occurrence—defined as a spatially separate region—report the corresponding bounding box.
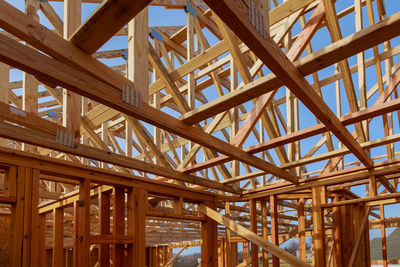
[69,0,152,54]
[203,0,373,168]
[198,204,312,267]
[231,1,325,149]
[181,10,400,123]
[0,2,299,183]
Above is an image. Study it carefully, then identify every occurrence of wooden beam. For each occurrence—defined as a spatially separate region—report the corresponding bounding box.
[182,72,400,177]
[164,244,188,267]
[77,179,90,266]
[52,208,64,267]
[128,8,149,102]
[181,10,400,123]
[63,0,81,141]
[322,0,367,143]
[298,197,306,261]
[69,0,152,54]
[0,2,295,183]
[39,1,63,35]
[380,204,388,267]
[0,35,299,184]
[200,202,218,267]
[347,206,371,267]
[198,204,311,267]
[99,191,111,266]
[131,187,147,266]
[270,195,279,267]
[10,166,25,267]
[113,187,125,266]
[0,119,240,193]
[250,199,259,267]
[0,147,215,203]
[312,186,326,267]
[322,191,400,208]
[202,0,373,167]
[22,0,39,153]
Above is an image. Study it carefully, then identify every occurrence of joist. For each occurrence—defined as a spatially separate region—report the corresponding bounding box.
[69,0,152,54]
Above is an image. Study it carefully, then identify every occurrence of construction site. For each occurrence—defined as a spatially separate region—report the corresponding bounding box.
[1,0,400,266]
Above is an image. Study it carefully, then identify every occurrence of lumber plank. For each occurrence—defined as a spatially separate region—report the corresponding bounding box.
[181,10,400,123]
[69,0,151,54]
[202,0,372,167]
[198,204,312,267]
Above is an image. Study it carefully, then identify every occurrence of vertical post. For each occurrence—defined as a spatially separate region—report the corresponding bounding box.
[173,196,183,215]
[30,169,40,267]
[0,63,8,146]
[53,208,64,267]
[99,191,111,266]
[250,199,259,267]
[354,0,368,138]
[63,0,81,141]
[380,204,388,267]
[128,187,146,266]
[186,1,195,112]
[231,242,238,265]
[186,1,195,153]
[298,197,306,261]
[73,201,79,267]
[77,179,90,266]
[128,8,149,103]
[22,168,32,267]
[261,200,269,267]
[332,196,342,267]
[101,123,109,168]
[113,187,125,266]
[270,194,279,267]
[219,238,226,267]
[225,202,232,267]
[312,186,326,267]
[200,201,218,266]
[230,58,239,183]
[23,0,39,152]
[10,166,25,267]
[243,242,249,261]
[38,214,46,267]
[152,39,161,164]
[22,168,39,266]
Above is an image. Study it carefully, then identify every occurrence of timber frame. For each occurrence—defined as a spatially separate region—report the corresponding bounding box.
[0,0,400,266]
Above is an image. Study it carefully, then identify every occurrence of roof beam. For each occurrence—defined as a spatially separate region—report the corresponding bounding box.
[181,10,400,123]
[181,71,400,176]
[322,0,367,143]
[203,0,372,167]
[69,0,151,54]
[0,7,299,183]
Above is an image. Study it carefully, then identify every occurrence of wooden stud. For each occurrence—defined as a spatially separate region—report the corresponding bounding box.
[77,179,90,267]
[113,187,125,266]
[53,208,65,267]
[312,186,326,267]
[99,191,111,266]
[270,194,279,267]
[250,199,259,267]
[200,201,218,267]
